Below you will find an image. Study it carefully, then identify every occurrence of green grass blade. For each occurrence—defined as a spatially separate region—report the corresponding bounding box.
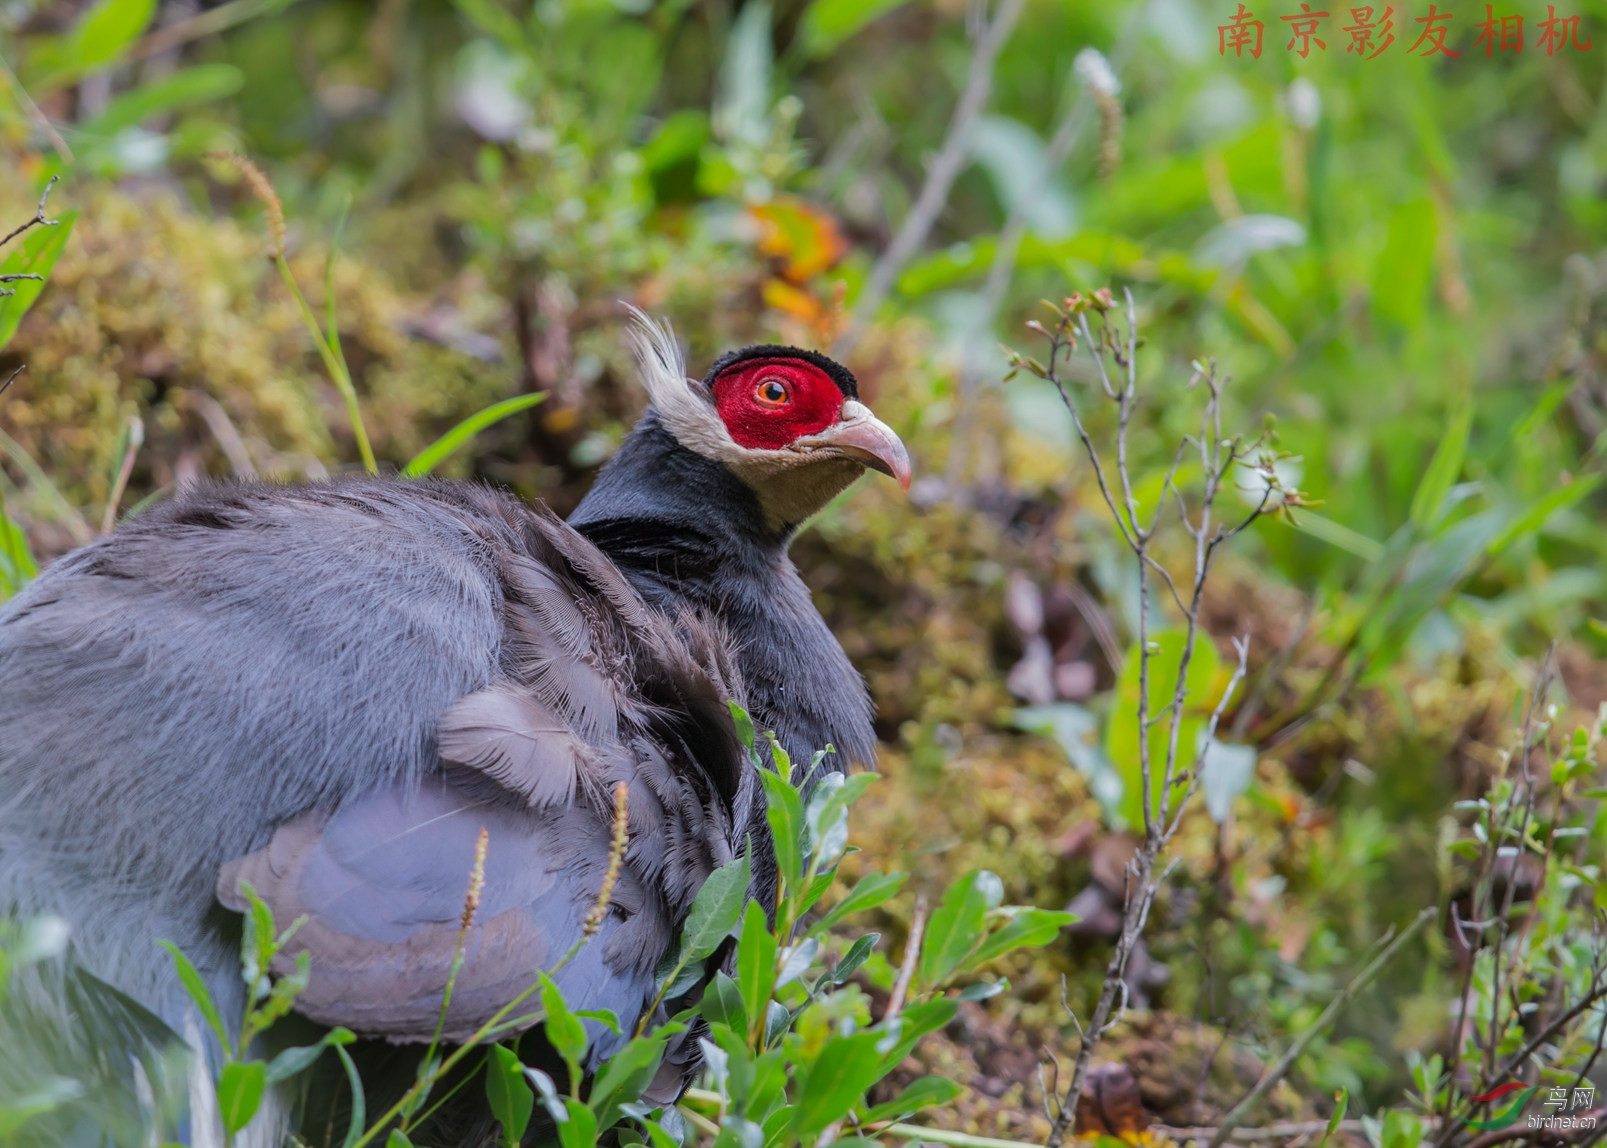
[0,483,37,598]
[1289,510,1386,563]
[1408,403,1471,531]
[336,1044,367,1148]
[276,256,376,475]
[1486,475,1602,558]
[401,393,545,477]
[324,199,354,406]
[158,940,231,1054]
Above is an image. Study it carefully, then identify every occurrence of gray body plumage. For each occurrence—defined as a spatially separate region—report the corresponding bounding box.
[2,481,512,1027]
[0,411,878,1142]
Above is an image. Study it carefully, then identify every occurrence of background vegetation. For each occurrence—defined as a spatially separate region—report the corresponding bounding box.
[4,0,1607,1144]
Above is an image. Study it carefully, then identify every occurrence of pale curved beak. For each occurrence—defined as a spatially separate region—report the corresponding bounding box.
[797,400,912,492]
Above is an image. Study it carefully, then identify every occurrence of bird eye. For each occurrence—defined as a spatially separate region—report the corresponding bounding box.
[754,378,791,408]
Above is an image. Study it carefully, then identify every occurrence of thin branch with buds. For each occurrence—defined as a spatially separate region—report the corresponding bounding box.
[1010,288,1307,1148]
[0,177,60,299]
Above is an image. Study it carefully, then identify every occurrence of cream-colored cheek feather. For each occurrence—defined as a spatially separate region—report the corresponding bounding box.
[625,308,866,534]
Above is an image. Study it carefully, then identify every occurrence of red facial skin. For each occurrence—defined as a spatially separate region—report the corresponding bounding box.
[711,358,845,450]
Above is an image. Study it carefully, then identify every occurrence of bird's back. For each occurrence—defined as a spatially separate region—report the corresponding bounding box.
[0,477,745,1044]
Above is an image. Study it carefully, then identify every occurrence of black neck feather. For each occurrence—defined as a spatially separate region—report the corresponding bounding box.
[568,411,875,772]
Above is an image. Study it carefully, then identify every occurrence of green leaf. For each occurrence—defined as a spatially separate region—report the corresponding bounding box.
[217,1061,267,1135]
[79,64,244,138]
[727,701,756,751]
[762,1000,790,1049]
[450,0,527,50]
[803,772,876,874]
[873,998,957,1067]
[678,852,751,967]
[25,0,157,91]
[557,1098,598,1148]
[643,110,710,176]
[576,1008,620,1035]
[746,1048,790,1123]
[0,210,76,353]
[1317,1090,1349,1148]
[539,973,588,1076]
[797,868,838,918]
[798,0,913,56]
[28,0,158,89]
[774,937,817,990]
[859,1075,965,1124]
[264,1027,354,1085]
[1486,475,1602,557]
[809,871,907,936]
[588,1023,684,1129]
[1380,1109,1424,1148]
[736,900,778,1040]
[335,1045,366,1148]
[386,1131,414,1148]
[1287,511,1386,563]
[402,393,546,477]
[956,979,1006,1002]
[700,972,747,1032]
[10,915,68,964]
[917,870,1003,990]
[968,907,1075,969]
[75,0,158,66]
[1372,197,1436,330]
[826,934,879,986]
[790,1030,886,1137]
[759,766,804,894]
[158,940,230,1053]
[486,1044,534,1147]
[1409,402,1472,530]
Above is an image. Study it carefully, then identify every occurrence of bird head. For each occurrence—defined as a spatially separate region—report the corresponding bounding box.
[629,311,910,533]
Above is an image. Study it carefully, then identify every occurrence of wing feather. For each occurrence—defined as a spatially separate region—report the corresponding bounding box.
[214,489,750,1067]
[436,688,591,807]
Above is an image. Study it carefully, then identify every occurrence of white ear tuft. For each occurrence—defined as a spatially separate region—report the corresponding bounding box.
[624,304,688,400]
[623,304,731,454]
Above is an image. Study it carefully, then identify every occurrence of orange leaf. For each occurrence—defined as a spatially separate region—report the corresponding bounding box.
[761,278,829,324]
[750,196,848,283]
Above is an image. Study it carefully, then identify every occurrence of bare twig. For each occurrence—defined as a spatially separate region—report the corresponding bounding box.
[191,394,258,479]
[1207,907,1436,1148]
[886,894,929,1021]
[1435,655,1560,1146]
[0,365,22,399]
[0,177,61,254]
[833,0,1027,358]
